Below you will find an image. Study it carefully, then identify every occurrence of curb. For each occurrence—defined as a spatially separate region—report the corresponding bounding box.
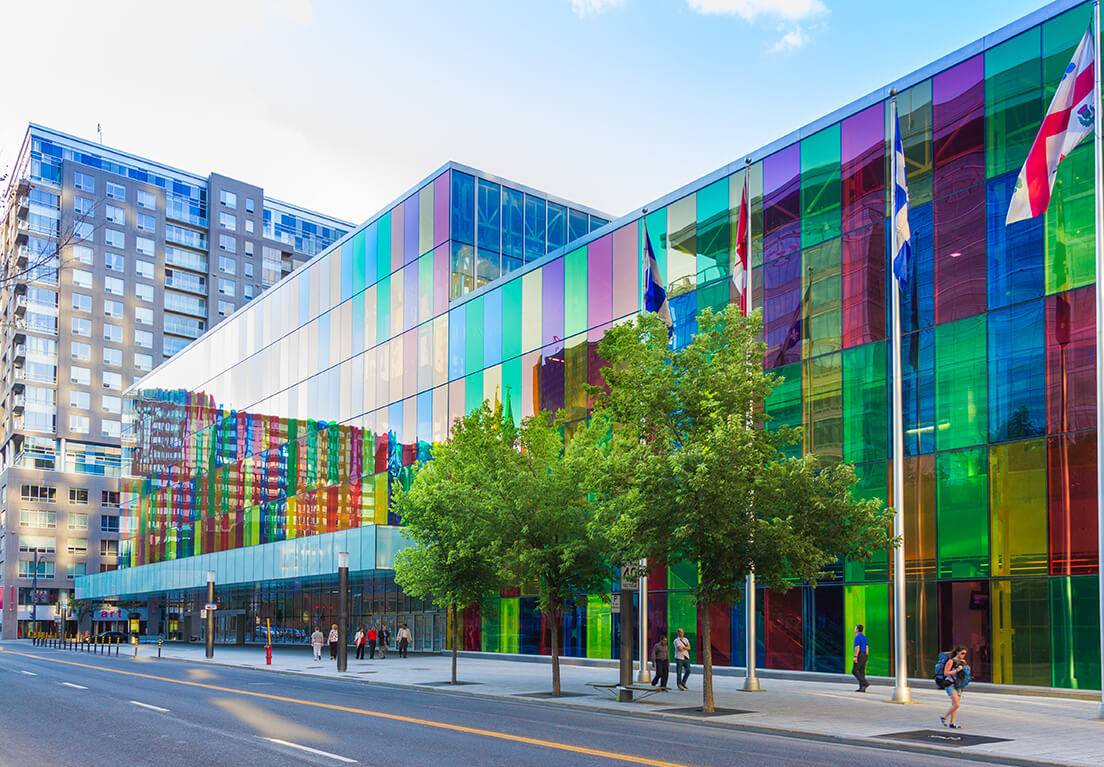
[141,650,1086,767]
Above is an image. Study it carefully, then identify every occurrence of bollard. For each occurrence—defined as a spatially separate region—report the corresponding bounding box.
[265,644,272,665]
[133,638,138,658]
[158,638,162,659]
[116,638,120,657]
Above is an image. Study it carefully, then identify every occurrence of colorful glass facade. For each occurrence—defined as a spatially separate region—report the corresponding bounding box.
[80,2,1102,689]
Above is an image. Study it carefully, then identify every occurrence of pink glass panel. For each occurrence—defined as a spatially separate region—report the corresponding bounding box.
[587,234,613,328]
[933,55,985,198]
[934,183,986,323]
[841,103,885,233]
[611,222,639,319]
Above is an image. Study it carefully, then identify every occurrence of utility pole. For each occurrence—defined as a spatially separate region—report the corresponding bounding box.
[618,563,634,701]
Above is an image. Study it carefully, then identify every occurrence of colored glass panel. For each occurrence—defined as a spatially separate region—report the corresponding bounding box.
[897,79,934,207]
[1045,286,1096,433]
[800,123,841,247]
[986,172,1044,310]
[934,315,987,451]
[762,143,800,263]
[564,246,588,338]
[985,28,1043,179]
[938,579,992,682]
[936,447,989,579]
[841,222,886,348]
[841,103,885,234]
[1048,432,1098,575]
[934,182,986,323]
[988,300,1046,442]
[842,341,887,464]
[844,583,889,676]
[932,55,984,198]
[588,235,613,329]
[1045,144,1096,294]
[904,455,937,580]
[989,440,1048,577]
[1049,574,1101,689]
[666,194,696,298]
[802,238,841,359]
[803,352,842,463]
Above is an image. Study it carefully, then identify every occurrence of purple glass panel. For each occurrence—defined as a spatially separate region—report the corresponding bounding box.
[587,234,613,328]
[404,193,419,265]
[933,55,985,199]
[841,103,885,234]
[434,171,450,248]
[762,144,800,262]
[403,262,418,331]
[539,341,566,413]
[934,183,986,323]
[764,252,802,368]
[611,223,638,319]
[937,580,992,682]
[542,258,565,348]
[433,243,449,316]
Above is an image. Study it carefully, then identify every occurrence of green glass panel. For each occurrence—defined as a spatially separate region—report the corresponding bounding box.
[1046,144,1096,294]
[501,278,523,360]
[765,362,802,458]
[803,239,842,358]
[482,597,502,653]
[935,447,990,579]
[376,275,390,345]
[500,597,519,654]
[844,583,889,676]
[465,371,483,414]
[666,195,696,298]
[352,229,366,295]
[750,161,764,268]
[1050,574,1101,689]
[696,178,729,286]
[667,592,698,663]
[934,315,988,451]
[989,440,1048,577]
[844,461,889,582]
[376,212,391,282]
[985,28,1042,179]
[800,124,842,247]
[501,356,522,426]
[1042,3,1093,103]
[668,560,698,591]
[465,296,484,375]
[586,594,612,659]
[803,352,842,463]
[842,341,887,464]
[992,578,1050,685]
[564,246,588,338]
[897,79,933,207]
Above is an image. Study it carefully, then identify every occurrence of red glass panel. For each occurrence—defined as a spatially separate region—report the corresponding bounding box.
[841,103,885,233]
[696,603,731,666]
[1048,432,1099,575]
[842,221,887,348]
[1046,286,1096,433]
[762,587,803,670]
[934,183,987,322]
[463,606,482,651]
[933,55,985,198]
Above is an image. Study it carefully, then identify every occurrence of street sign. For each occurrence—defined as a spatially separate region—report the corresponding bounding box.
[204,603,218,610]
[620,563,642,591]
[611,594,621,613]
[199,609,207,619]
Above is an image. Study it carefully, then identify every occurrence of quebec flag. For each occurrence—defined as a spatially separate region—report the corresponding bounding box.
[643,226,672,328]
[892,111,912,285]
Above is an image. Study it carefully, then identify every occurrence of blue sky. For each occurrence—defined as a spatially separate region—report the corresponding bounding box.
[1,0,1052,224]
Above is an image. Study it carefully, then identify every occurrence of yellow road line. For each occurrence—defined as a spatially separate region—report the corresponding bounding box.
[3,649,687,767]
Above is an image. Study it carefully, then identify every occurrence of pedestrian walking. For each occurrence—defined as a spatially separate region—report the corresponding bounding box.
[650,635,670,689]
[328,624,339,660]
[673,628,691,690]
[938,646,971,729]
[397,623,412,658]
[379,624,390,658]
[354,626,366,660]
[367,625,378,659]
[852,624,869,692]
[310,627,324,661]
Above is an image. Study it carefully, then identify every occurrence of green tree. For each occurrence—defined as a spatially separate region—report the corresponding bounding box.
[588,305,895,712]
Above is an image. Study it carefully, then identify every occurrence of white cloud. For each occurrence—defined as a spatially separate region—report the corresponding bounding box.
[571,0,625,17]
[767,25,809,53]
[686,0,826,21]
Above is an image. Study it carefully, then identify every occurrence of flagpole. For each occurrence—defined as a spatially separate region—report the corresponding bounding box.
[1091,0,1104,721]
[741,157,761,693]
[889,91,912,705]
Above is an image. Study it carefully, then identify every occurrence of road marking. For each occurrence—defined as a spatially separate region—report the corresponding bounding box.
[130,700,170,713]
[19,670,36,675]
[2,650,686,767]
[264,738,356,763]
[61,682,87,689]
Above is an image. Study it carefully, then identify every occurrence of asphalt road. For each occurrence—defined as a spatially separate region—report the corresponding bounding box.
[0,642,994,767]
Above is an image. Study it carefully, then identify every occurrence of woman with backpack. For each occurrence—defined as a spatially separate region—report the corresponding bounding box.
[939,646,970,729]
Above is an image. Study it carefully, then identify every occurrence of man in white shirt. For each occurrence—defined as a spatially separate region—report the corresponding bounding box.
[673,628,692,690]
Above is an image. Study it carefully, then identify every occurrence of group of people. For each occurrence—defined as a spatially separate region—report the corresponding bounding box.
[648,627,693,690]
[309,622,414,662]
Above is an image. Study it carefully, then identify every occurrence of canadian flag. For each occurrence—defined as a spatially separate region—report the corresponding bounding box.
[1007,27,1096,224]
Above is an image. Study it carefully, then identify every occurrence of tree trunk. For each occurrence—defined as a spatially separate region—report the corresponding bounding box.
[451,603,459,685]
[551,609,561,697]
[701,603,714,713]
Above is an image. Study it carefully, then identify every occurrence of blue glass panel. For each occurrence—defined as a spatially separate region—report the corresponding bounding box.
[524,196,546,261]
[417,390,432,447]
[988,300,1046,441]
[502,187,524,260]
[450,171,475,246]
[568,209,589,243]
[987,172,1044,310]
[477,179,501,252]
[448,305,466,381]
[483,288,503,368]
[547,202,567,253]
[900,202,934,334]
[902,328,935,455]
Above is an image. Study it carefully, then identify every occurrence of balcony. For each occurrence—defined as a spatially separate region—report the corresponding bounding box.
[11,393,23,414]
[13,295,26,317]
[16,195,28,214]
[13,343,25,365]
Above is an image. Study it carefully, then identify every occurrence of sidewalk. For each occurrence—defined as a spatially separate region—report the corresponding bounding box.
[116,642,1104,766]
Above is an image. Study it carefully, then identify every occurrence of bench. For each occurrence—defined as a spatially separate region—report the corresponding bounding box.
[586,682,668,702]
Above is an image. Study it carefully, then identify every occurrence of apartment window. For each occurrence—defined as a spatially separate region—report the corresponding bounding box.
[72,293,92,312]
[70,342,91,362]
[74,196,94,217]
[101,490,120,508]
[100,540,119,557]
[220,190,237,207]
[219,211,236,231]
[69,488,89,505]
[19,510,57,528]
[68,513,88,531]
[21,485,56,503]
[106,182,126,201]
[245,219,255,235]
[104,324,122,343]
[136,236,155,257]
[67,563,87,579]
[104,300,123,318]
[244,285,255,300]
[102,371,122,390]
[70,391,90,409]
[219,234,237,253]
[72,318,91,337]
[70,366,90,386]
[134,331,153,349]
[245,197,255,213]
[135,283,153,303]
[218,279,235,297]
[67,538,88,555]
[72,245,93,265]
[105,204,126,225]
[102,395,122,414]
[104,276,124,295]
[72,269,92,288]
[135,307,153,325]
[218,300,235,317]
[104,229,125,249]
[137,189,156,209]
[103,348,122,367]
[102,419,121,438]
[19,536,56,553]
[137,213,156,233]
[136,260,154,279]
[104,252,125,272]
[69,414,90,433]
[244,263,254,278]
[19,561,55,578]
[74,172,94,192]
[74,221,93,240]
[134,353,153,372]
[100,515,119,532]
[219,256,236,274]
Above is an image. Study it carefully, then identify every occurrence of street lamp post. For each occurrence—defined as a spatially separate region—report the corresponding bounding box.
[637,559,650,684]
[31,547,39,637]
[337,552,349,672]
[205,570,215,659]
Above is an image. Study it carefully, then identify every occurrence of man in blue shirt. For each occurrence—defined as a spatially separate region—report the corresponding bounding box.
[852,624,869,692]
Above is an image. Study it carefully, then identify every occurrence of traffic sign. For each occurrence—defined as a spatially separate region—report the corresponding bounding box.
[620,563,642,591]
[204,603,218,610]
[611,594,621,613]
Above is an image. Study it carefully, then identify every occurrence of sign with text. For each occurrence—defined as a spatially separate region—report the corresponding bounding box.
[611,594,621,613]
[620,563,643,591]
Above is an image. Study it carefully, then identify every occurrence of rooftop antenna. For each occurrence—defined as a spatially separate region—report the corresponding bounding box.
[97,123,102,144]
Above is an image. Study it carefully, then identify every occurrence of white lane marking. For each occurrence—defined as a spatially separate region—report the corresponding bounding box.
[61,682,87,689]
[130,700,170,713]
[19,670,37,676]
[263,738,357,763]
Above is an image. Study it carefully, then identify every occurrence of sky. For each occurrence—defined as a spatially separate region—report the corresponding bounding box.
[2,0,1052,225]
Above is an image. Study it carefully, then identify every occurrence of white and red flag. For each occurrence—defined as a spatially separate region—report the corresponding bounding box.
[733,173,749,315]
[1007,26,1096,224]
